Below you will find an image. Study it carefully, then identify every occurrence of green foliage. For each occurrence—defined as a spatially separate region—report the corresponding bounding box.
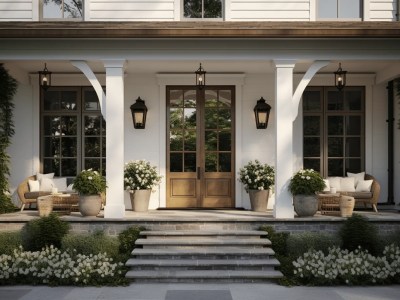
[61,230,120,260]
[289,169,325,195]
[21,213,70,251]
[0,231,21,255]
[124,160,162,191]
[73,169,107,195]
[286,232,340,258]
[339,214,379,255]
[0,64,18,213]
[118,226,143,256]
[238,160,275,191]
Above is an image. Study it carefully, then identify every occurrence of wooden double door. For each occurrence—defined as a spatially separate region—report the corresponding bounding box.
[166,86,235,208]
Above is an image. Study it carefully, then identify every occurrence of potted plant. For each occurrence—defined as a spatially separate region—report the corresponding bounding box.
[288,169,325,217]
[73,169,107,217]
[238,160,274,211]
[124,160,162,212]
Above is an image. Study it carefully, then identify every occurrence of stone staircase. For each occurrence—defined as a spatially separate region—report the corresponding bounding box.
[126,229,283,283]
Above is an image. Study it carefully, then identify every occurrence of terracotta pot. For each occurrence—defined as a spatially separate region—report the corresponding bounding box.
[293,194,318,217]
[130,189,151,212]
[248,189,269,212]
[79,194,102,217]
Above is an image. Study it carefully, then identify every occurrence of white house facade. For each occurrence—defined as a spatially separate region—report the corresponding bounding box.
[1,0,400,219]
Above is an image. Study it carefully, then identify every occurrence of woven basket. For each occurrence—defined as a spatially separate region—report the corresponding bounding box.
[37,196,53,217]
[340,196,355,217]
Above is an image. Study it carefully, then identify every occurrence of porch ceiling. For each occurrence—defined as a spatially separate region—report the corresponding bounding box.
[1,21,400,39]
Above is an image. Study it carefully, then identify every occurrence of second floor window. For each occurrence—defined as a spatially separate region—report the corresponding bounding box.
[317,0,361,19]
[42,0,83,20]
[183,0,222,19]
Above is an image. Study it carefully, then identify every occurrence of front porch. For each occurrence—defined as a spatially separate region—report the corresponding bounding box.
[1,207,399,235]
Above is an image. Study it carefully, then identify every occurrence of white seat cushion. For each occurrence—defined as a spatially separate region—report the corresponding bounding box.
[355,179,373,192]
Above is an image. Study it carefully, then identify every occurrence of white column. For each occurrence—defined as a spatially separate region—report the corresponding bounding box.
[103,60,126,219]
[273,60,296,219]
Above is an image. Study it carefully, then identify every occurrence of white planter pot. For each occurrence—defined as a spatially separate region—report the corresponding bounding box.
[248,189,269,212]
[79,194,102,217]
[130,189,151,212]
[293,194,318,217]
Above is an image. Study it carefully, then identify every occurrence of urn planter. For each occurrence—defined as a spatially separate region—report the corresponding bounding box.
[293,194,318,217]
[130,189,151,212]
[248,189,269,212]
[79,194,102,217]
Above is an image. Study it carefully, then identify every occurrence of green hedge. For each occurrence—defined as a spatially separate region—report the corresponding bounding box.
[0,231,21,255]
[286,232,340,258]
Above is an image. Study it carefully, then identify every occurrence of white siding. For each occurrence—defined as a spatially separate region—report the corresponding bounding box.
[369,0,397,21]
[90,0,176,21]
[230,0,311,21]
[0,0,33,21]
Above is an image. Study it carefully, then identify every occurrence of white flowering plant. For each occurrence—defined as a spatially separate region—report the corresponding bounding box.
[238,160,275,192]
[292,245,400,285]
[124,160,162,191]
[73,169,107,195]
[288,169,325,196]
[0,245,125,286]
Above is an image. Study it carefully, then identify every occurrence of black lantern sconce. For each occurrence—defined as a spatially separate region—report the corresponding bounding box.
[38,63,52,91]
[195,63,206,89]
[254,97,271,129]
[130,97,148,129]
[334,63,347,91]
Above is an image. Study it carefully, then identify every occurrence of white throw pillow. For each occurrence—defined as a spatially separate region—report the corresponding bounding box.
[28,180,40,192]
[36,172,54,181]
[323,179,330,192]
[52,178,67,191]
[67,183,75,192]
[340,177,356,192]
[327,177,341,190]
[347,171,365,187]
[40,177,55,192]
[356,179,373,192]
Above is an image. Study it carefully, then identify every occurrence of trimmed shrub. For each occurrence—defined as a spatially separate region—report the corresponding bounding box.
[118,226,143,256]
[286,232,340,258]
[0,231,21,255]
[260,225,289,256]
[339,214,379,255]
[21,213,70,251]
[61,231,119,259]
[0,194,16,214]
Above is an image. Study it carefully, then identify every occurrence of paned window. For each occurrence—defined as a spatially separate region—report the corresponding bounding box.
[41,87,106,176]
[42,0,83,20]
[183,0,223,19]
[302,87,365,177]
[317,0,361,19]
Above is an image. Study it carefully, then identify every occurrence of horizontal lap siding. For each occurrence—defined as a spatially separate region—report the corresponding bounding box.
[369,0,397,21]
[0,0,32,21]
[230,0,310,21]
[90,0,175,21]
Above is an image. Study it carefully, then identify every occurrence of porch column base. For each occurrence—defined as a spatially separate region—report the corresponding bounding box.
[104,205,125,219]
[273,203,295,219]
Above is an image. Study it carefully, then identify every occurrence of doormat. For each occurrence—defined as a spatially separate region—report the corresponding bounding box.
[165,290,233,300]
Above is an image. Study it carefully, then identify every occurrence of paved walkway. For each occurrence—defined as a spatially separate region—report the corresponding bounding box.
[0,283,399,300]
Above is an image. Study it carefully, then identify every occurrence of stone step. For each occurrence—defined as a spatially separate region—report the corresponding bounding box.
[141,230,268,237]
[135,238,271,248]
[126,270,283,283]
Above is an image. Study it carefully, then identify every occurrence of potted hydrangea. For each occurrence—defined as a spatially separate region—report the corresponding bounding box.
[238,160,274,211]
[288,169,325,217]
[124,160,162,212]
[73,169,107,217]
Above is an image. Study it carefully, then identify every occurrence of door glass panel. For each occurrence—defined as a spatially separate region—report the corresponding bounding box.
[328,137,343,157]
[205,131,217,151]
[346,158,361,173]
[85,137,100,157]
[327,90,343,111]
[170,153,183,172]
[61,91,78,111]
[44,91,60,111]
[84,90,100,111]
[85,159,101,171]
[184,153,196,172]
[44,116,60,135]
[102,137,106,156]
[170,130,183,151]
[303,90,321,111]
[170,90,183,107]
[61,137,77,157]
[44,137,60,157]
[346,137,361,157]
[44,159,59,176]
[346,116,361,135]
[62,116,77,135]
[328,159,343,176]
[184,108,196,129]
[205,109,218,129]
[345,90,362,111]
[205,90,218,107]
[85,116,101,135]
[304,159,320,172]
[184,90,196,107]
[61,159,77,176]
[303,116,320,135]
[219,90,231,108]
[219,109,231,129]
[304,137,320,157]
[328,116,343,135]
[219,131,231,151]
[204,0,223,18]
[219,153,231,172]
[170,108,183,129]
[184,131,196,151]
[205,153,217,172]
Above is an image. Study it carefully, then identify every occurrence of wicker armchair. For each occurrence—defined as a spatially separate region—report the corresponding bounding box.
[17,175,50,211]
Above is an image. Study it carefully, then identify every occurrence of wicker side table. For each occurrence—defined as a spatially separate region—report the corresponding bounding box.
[318,193,341,215]
[37,195,53,217]
[52,193,79,215]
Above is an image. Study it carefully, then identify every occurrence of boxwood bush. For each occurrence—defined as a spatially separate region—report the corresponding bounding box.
[0,231,21,255]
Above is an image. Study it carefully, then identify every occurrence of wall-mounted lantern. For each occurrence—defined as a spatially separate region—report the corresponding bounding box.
[130,97,148,129]
[38,63,52,91]
[195,63,206,89]
[334,63,347,91]
[254,97,271,129]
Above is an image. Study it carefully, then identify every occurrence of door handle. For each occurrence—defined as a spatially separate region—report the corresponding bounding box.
[197,167,201,180]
